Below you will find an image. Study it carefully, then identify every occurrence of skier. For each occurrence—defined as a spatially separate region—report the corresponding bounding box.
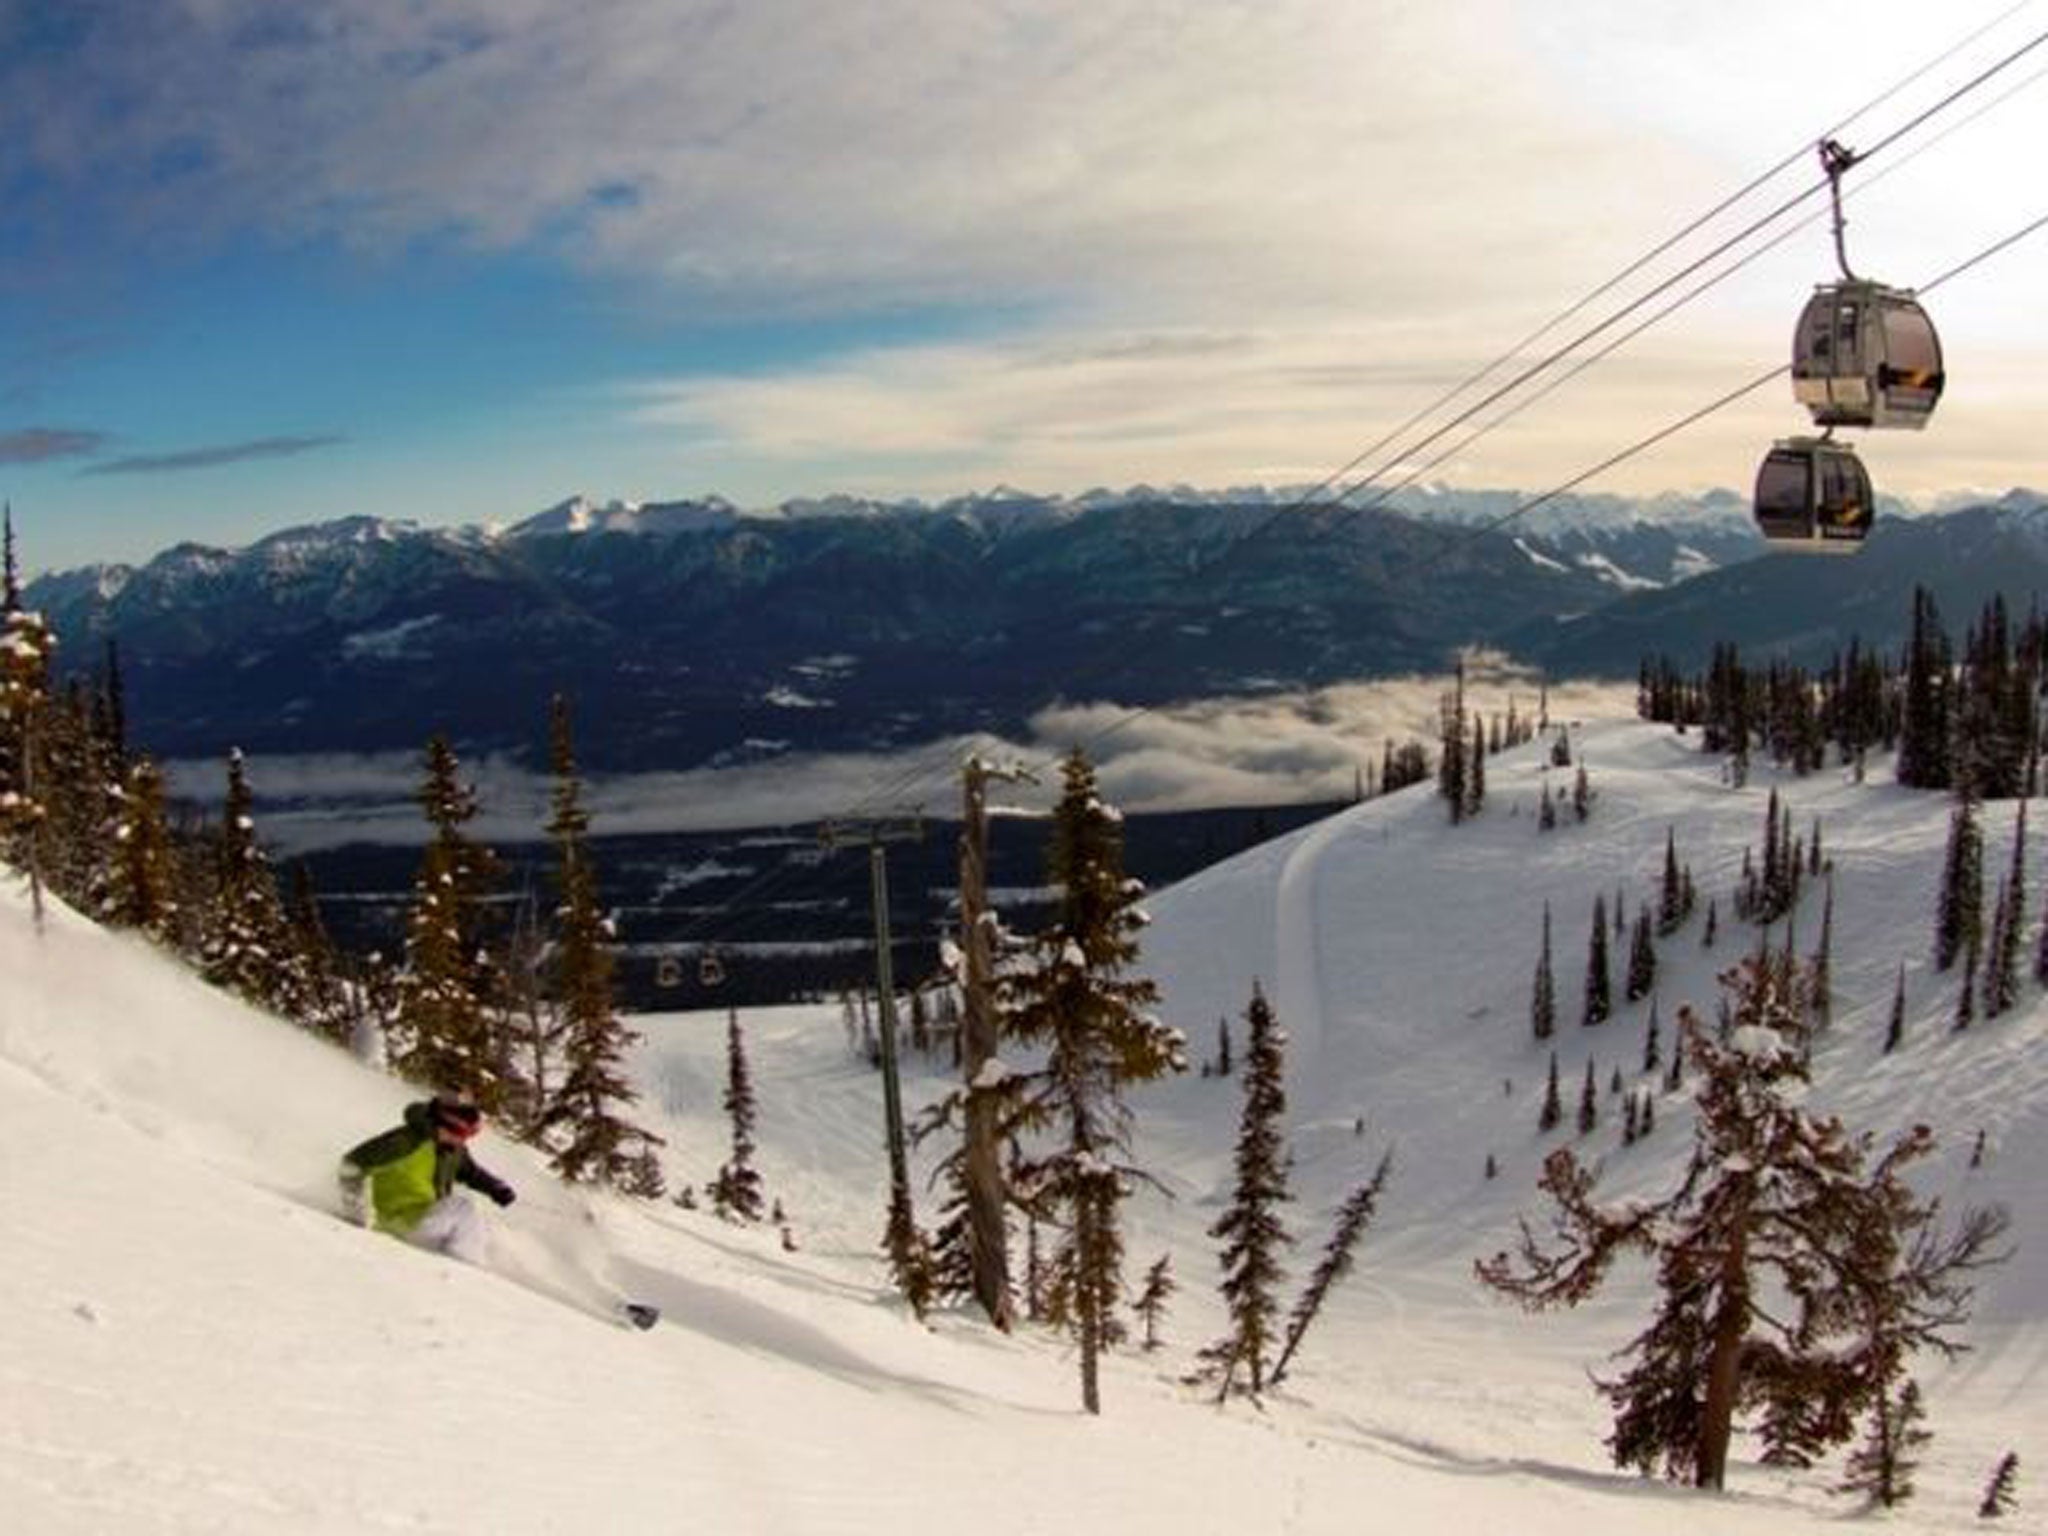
[338,1095,516,1264]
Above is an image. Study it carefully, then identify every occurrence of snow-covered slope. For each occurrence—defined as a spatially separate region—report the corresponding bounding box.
[4,719,2042,1533]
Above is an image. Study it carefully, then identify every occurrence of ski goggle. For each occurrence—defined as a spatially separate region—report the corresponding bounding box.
[433,1107,483,1139]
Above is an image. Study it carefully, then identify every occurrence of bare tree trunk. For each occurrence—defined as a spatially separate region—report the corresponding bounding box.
[1697,1204,1752,1489]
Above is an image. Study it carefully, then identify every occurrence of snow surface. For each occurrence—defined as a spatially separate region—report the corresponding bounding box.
[4,719,2044,1533]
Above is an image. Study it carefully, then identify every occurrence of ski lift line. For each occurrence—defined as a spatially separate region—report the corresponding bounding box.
[1920,207,2048,291]
[1229,20,2048,564]
[1362,204,2048,565]
[654,747,954,952]
[1284,0,2043,532]
[1361,90,2007,520]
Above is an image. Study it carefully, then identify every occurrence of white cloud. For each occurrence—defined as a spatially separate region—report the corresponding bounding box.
[9,1,2042,511]
[177,662,1639,852]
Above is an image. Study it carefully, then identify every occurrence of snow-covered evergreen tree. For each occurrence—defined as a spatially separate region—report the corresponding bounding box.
[106,758,178,942]
[1837,1378,1930,1509]
[1479,955,2008,1491]
[1531,902,1556,1041]
[1583,896,1612,1027]
[1464,707,1486,819]
[1658,827,1684,935]
[1625,906,1656,1003]
[1538,1051,1562,1133]
[394,735,509,1106]
[1196,984,1293,1402]
[1979,1451,2020,1517]
[1985,802,2026,1018]
[534,696,665,1195]
[0,512,59,915]
[1269,1150,1393,1389]
[1004,750,1185,1414]
[1133,1254,1175,1352]
[280,862,352,1045]
[199,749,292,1012]
[1437,664,1468,825]
[1935,788,1984,973]
[709,1007,766,1222]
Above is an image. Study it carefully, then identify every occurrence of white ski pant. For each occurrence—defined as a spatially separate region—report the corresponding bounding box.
[408,1193,490,1265]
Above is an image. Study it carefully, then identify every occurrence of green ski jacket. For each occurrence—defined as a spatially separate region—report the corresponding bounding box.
[339,1100,513,1234]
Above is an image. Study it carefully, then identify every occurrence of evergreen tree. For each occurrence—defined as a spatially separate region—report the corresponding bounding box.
[1269,1151,1393,1389]
[1702,897,1718,949]
[1658,827,1685,935]
[1898,586,1954,791]
[1538,781,1558,831]
[1885,963,1906,1053]
[1979,1452,2020,1518]
[1216,1016,1233,1077]
[0,531,55,897]
[1196,985,1293,1401]
[1464,707,1486,819]
[1986,802,2027,1018]
[1583,896,1612,1027]
[534,696,666,1194]
[1133,1255,1175,1352]
[1836,1378,1930,1509]
[1004,750,1185,1414]
[1577,1059,1598,1135]
[1531,902,1556,1042]
[1810,876,1834,1030]
[1625,907,1657,1003]
[394,736,508,1106]
[708,1008,765,1221]
[1573,764,1591,821]
[200,749,292,1012]
[1479,957,2009,1490]
[1642,998,1662,1073]
[281,862,352,1045]
[106,758,178,941]
[1438,662,1468,824]
[1936,789,1985,973]
[1538,1051,1562,1132]
[1955,923,1980,1033]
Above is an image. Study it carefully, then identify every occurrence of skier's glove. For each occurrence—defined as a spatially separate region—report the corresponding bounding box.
[340,1176,372,1228]
[490,1186,516,1208]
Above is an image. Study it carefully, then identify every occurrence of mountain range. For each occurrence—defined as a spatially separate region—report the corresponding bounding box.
[21,485,2046,771]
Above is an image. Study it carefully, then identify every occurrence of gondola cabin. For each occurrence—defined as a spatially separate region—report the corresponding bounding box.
[1753,437,1873,552]
[1791,280,1943,430]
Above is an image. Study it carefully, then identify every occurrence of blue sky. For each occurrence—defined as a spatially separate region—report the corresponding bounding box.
[4,0,2046,575]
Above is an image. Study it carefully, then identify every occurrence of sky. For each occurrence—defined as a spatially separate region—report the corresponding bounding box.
[3,0,2047,576]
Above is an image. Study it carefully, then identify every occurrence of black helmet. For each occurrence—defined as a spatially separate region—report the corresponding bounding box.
[430,1096,483,1135]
